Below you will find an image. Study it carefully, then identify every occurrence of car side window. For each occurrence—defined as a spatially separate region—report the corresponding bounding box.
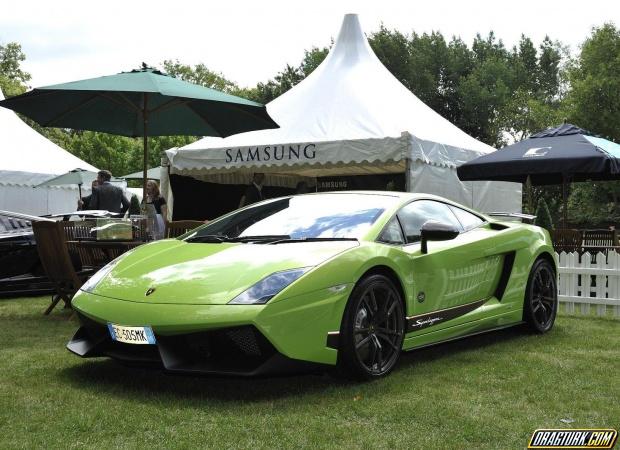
[449,205,485,231]
[378,217,405,245]
[397,200,462,243]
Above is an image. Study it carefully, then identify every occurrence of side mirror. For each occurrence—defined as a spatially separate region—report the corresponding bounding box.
[420,220,460,254]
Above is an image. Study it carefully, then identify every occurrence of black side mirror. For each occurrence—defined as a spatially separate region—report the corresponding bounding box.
[420,220,460,254]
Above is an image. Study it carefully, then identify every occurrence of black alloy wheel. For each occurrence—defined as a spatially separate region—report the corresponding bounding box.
[338,274,405,380]
[523,258,558,333]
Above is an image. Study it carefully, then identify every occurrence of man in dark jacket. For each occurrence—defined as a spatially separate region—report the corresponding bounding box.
[90,170,130,214]
[77,179,99,210]
[239,173,265,207]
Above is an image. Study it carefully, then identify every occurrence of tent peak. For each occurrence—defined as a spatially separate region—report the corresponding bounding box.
[328,13,378,66]
[531,123,594,138]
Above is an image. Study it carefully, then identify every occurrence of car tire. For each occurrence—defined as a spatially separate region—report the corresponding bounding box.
[337,274,405,380]
[523,258,558,333]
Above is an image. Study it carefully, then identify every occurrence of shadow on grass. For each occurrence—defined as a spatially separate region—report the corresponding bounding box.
[60,359,341,404]
[58,325,537,405]
[397,325,532,370]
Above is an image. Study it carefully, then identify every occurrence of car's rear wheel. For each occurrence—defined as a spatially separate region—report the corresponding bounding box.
[337,274,405,380]
[523,258,558,333]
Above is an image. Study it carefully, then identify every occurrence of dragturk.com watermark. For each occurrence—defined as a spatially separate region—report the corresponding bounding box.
[528,429,618,449]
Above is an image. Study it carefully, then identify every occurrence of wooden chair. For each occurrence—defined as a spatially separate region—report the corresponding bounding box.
[32,221,89,315]
[61,221,107,269]
[165,220,204,239]
[551,229,583,253]
[582,229,617,258]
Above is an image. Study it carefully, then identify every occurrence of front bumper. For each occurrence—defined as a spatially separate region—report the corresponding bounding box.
[68,286,351,375]
[67,313,324,376]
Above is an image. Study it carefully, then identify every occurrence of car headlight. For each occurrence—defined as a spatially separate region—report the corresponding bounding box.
[80,259,120,293]
[228,267,312,305]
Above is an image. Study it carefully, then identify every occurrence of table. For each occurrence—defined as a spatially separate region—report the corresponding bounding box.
[67,240,145,264]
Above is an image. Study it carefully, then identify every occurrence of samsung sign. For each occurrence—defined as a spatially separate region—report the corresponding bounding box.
[225,144,317,164]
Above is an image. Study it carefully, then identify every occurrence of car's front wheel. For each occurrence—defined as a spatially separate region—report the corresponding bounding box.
[337,274,405,380]
[523,258,558,333]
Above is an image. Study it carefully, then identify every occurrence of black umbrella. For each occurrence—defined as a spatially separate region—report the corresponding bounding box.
[457,123,620,226]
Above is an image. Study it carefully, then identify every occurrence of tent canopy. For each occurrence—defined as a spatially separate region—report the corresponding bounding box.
[167,14,493,177]
[163,14,520,216]
[0,89,99,215]
[0,90,98,186]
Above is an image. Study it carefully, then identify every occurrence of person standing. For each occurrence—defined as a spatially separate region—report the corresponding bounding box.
[143,179,167,219]
[77,179,99,210]
[140,179,167,240]
[89,170,130,214]
[239,173,265,207]
[296,181,310,194]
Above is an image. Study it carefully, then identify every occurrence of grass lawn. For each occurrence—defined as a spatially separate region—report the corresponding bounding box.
[1,297,618,449]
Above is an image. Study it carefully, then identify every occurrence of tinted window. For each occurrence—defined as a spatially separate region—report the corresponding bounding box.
[190,194,400,240]
[449,206,484,231]
[397,200,462,243]
[378,217,405,245]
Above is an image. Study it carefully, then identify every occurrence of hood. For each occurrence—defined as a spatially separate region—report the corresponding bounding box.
[92,239,358,304]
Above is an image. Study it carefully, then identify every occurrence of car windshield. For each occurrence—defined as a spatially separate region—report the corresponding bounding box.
[186,193,399,242]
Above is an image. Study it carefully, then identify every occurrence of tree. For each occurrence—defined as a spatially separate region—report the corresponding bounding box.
[565,23,620,141]
[0,42,31,97]
[534,197,554,230]
[513,35,538,95]
[128,194,141,216]
[299,46,329,76]
[162,60,240,94]
[565,24,620,224]
[538,36,564,101]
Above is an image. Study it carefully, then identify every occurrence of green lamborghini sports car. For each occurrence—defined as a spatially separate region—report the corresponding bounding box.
[67,191,558,379]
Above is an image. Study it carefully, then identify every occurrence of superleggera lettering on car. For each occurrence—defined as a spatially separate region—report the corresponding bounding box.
[413,317,443,328]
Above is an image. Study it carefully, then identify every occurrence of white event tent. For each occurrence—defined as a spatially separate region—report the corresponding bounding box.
[0,89,99,215]
[164,14,520,215]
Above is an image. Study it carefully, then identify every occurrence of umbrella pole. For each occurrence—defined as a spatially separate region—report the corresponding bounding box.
[78,183,82,200]
[562,177,568,228]
[142,93,149,204]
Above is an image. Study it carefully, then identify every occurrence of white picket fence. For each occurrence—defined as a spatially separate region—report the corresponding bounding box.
[556,251,620,317]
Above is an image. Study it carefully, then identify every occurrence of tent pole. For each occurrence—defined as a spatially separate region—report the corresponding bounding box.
[405,157,411,192]
[142,93,149,203]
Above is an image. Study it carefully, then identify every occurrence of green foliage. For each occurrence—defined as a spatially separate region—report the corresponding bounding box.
[565,23,620,142]
[534,197,554,230]
[0,42,31,97]
[162,60,240,94]
[568,181,620,226]
[248,47,329,104]
[564,23,620,226]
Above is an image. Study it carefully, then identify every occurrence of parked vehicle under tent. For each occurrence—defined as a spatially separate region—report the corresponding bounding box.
[162,14,521,220]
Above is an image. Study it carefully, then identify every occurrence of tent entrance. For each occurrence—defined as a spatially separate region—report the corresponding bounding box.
[168,165,407,221]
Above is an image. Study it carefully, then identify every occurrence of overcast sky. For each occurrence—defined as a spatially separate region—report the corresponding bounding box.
[2,0,618,89]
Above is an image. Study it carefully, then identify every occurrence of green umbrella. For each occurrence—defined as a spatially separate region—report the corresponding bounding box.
[34,168,98,200]
[121,166,161,181]
[0,64,278,199]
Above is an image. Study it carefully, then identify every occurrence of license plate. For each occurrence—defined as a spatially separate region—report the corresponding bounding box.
[107,323,156,345]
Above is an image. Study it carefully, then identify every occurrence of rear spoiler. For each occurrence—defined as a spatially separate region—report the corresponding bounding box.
[486,212,536,223]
